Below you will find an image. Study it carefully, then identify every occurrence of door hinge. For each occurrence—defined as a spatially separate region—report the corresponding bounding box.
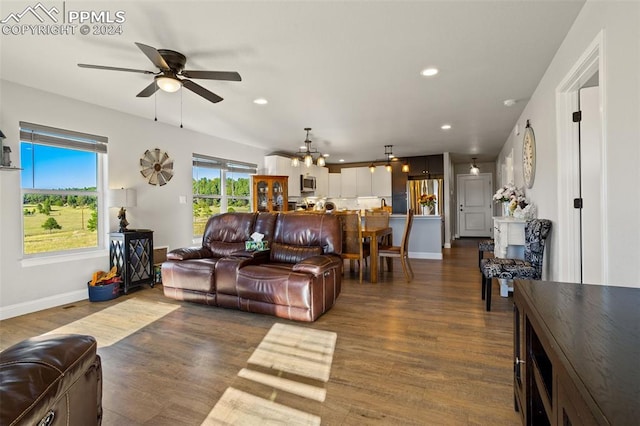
[573,198,583,209]
[572,111,582,122]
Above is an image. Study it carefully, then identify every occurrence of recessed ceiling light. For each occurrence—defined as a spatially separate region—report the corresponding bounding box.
[503,99,517,107]
[441,124,452,130]
[420,67,439,77]
[253,98,268,105]
[322,153,330,157]
[339,159,345,162]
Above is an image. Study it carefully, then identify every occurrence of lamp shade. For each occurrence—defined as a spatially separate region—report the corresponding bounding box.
[108,188,137,208]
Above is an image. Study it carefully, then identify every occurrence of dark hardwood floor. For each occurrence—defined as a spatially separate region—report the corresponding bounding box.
[0,239,518,425]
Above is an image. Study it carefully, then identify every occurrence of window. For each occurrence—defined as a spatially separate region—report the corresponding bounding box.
[192,154,255,236]
[20,122,107,256]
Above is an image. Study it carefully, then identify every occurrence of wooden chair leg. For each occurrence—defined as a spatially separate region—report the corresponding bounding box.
[359,257,363,283]
[481,274,486,300]
[400,257,411,282]
[405,255,414,280]
[478,250,483,268]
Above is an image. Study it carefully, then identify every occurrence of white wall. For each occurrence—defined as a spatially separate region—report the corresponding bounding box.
[0,80,267,318]
[494,0,640,287]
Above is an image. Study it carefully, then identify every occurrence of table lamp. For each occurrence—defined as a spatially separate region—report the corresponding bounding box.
[108,188,137,232]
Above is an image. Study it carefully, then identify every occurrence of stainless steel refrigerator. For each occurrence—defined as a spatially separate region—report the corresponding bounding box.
[407,179,444,215]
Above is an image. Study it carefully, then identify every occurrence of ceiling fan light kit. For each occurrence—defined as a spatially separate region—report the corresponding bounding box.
[78,42,241,104]
[156,75,181,93]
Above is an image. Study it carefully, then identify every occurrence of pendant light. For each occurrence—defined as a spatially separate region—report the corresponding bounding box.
[470,157,480,175]
[292,127,326,168]
[384,145,393,172]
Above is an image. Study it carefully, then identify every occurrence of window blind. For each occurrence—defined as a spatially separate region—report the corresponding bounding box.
[192,153,256,174]
[19,121,108,153]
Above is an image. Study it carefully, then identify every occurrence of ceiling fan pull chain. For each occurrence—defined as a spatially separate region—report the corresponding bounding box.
[154,82,158,122]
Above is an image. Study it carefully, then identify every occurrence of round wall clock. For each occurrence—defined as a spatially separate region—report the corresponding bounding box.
[140,148,174,186]
[522,120,536,188]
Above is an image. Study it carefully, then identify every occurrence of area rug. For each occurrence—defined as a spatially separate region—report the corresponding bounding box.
[44,298,179,348]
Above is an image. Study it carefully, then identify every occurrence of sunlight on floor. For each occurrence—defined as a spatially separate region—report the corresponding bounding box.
[44,298,179,348]
[202,323,336,425]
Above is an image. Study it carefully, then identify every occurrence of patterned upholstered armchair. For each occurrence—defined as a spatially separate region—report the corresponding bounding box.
[480,219,552,311]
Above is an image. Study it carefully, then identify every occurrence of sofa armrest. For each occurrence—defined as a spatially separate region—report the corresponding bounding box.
[167,246,212,261]
[292,254,342,276]
[230,249,271,261]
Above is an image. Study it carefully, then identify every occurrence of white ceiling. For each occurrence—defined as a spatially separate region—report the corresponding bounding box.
[0,1,585,164]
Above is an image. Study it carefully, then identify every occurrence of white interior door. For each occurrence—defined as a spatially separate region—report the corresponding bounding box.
[579,86,604,284]
[457,173,493,237]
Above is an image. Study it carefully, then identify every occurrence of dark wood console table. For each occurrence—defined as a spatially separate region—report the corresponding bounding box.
[109,230,154,294]
[513,280,639,425]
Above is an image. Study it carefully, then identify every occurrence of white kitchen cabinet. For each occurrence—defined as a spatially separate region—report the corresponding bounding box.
[340,168,358,197]
[371,165,392,197]
[264,155,300,197]
[328,173,341,197]
[313,165,329,197]
[356,167,373,196]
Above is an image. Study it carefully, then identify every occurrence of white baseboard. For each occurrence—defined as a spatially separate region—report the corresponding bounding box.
[409,252,443,260]
[0,289,88,320]
[444,243,451,249]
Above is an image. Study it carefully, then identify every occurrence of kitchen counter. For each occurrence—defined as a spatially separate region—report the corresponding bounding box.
[389,214,442,259]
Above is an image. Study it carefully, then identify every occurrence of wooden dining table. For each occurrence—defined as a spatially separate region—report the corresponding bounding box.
[361,226,393,283]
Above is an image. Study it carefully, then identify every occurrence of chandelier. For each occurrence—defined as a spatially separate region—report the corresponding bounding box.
[291,127,326,168]
[369,145,395,172]
[470,157,480,175]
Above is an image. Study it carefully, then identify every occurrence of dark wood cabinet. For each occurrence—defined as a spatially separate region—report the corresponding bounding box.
[252,175,288,212]
[514,280,639,425]
[109,230,154,294]
[406,154,444,178]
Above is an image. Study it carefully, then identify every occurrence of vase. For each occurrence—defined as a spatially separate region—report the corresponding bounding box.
[421,205,434,215]
[502,202,512,217]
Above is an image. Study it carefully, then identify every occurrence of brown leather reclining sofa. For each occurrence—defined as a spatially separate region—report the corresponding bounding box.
[162,212,342,322]
[0,334,102,426]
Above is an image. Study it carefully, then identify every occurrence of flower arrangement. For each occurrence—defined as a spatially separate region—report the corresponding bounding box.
[419,193,437,207]
[493,183,526,204]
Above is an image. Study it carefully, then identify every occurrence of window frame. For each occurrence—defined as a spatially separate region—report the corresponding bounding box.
[192,153,256,237]
[19,122,108,258]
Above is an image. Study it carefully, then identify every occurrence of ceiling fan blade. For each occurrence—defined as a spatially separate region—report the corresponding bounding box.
[182,80,223,103]
[78,63,155,74]
[159,170,173,184]
[181,70,241,81]
[161,161,173,171]
[135,42,170,71]
[136,82,159,98]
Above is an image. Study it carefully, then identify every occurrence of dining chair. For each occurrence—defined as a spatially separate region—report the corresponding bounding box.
[364,210,391,247]
[379,209,414,282]
[478,239,495,268]
[336,211,370,282]
[480,219,552,311]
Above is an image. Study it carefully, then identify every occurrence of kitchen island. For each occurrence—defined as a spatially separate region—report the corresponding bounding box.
[389,214,442,259]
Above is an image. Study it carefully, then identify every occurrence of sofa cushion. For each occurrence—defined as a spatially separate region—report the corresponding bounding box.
[203,213,257,257]
[162,258,219,293]
[271,214,341,264]
[236,265,313,309]
[270,243,322,264]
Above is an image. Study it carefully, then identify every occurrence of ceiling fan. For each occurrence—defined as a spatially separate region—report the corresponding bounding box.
[78,42,241,103]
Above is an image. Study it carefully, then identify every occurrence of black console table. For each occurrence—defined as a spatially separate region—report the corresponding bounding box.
[513,280,639,425]
[109,230,154,294]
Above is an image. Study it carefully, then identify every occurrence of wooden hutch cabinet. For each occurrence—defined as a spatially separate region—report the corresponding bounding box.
[252,175,288,212]
[513,280,639,425]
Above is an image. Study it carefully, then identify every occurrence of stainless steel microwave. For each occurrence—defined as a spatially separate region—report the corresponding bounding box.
[300,175,316,192]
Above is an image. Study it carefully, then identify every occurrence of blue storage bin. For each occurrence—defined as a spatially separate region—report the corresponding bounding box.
[87,281,120,302]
